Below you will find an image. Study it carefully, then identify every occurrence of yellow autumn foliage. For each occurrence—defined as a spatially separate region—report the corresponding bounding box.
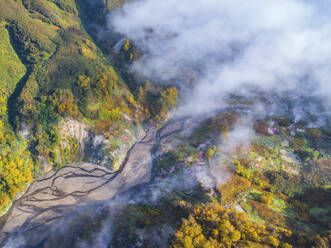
[0,119,33,210]
[123,39,130,51]
[80,46,96,59]
[170,202,292,248]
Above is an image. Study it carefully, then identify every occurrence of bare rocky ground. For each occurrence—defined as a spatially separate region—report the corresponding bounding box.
[0,119,190,247]
[0,128,157,247]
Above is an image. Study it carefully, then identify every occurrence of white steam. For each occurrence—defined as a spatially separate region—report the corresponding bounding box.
[218,122,255,155]
[75,164,227,247]
[111,0,331,116]
[2,237,26,248]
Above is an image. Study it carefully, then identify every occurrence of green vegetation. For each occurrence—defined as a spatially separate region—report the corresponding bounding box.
[205,146,217,160]
[59,136,80,166]
[171,203,294,248]
[149,114,331,248]
[0,26,26,97]
[0,19,33,210]
[0,127,33,208]
[0,0,178,210]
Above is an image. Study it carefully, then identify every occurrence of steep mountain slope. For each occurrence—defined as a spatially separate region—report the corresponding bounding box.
[0,0,177,213]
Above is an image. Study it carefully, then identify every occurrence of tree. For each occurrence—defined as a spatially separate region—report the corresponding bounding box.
[155,87,178,120]
[171,203,292,248]
[205,146,217,160]
[123,39,130,51]
[231,230,241,242]
[264,235,280,247]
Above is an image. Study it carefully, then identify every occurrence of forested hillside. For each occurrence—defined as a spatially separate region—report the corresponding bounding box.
[0,0,177,212]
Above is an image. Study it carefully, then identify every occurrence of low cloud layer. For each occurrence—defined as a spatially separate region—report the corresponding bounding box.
[111,0,331,116]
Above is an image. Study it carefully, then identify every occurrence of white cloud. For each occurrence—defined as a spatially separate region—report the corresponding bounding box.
[111,0,331,116]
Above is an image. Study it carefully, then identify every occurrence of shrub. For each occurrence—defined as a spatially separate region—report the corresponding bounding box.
[264,235,280,247]
[152,87,178,120]
[205,146,217,160]
[306,128,322,140]
[235,162,253,181]
[217,175,251,204]
[259,193,273,205]
[231,230,241,242]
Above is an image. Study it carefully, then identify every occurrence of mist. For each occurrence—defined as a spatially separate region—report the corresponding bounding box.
[218,121,255,155]
[110,0,331,117]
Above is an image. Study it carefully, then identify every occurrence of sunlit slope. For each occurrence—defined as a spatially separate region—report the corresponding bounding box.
[0,24,33,210]
[0,0,142,210]
[0,25,26,98]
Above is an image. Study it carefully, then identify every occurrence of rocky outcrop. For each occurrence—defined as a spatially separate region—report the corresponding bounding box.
[58,118,89,153]
[85,126,146,171]
[58,117,146,171]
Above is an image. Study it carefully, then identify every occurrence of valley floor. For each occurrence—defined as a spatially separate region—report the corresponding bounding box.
[0,118,188,247]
